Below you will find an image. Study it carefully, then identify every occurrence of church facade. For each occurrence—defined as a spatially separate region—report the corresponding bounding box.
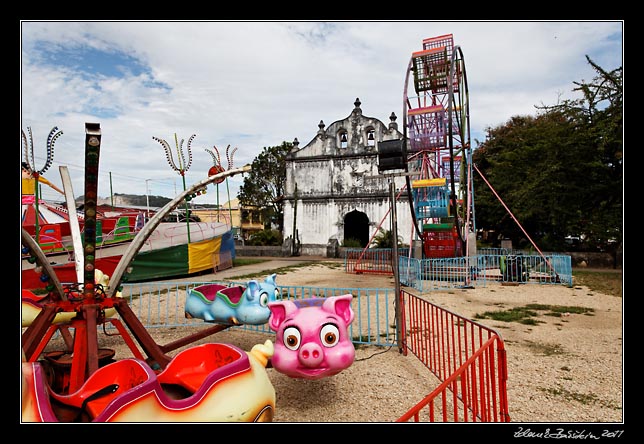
[282,98,414,257]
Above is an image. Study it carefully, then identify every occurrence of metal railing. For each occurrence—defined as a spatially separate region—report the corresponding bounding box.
[343,249,572,292]
[344,248,394,275]
[119,281,397,348]
[396,288,511,422]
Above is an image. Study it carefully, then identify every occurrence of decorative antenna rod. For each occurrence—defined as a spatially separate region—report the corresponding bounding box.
[153,133,196,242]
[21,126,63,243]
[205,145,237,223]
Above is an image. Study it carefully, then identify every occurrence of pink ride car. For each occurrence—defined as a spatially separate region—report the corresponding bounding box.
[268,294,355,380]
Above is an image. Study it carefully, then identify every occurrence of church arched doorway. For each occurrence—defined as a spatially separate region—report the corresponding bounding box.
[344,210,370,248]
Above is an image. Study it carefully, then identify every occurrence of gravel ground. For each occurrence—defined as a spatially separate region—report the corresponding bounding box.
[36,261,623,425]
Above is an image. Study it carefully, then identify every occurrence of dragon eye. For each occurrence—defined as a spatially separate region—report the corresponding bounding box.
[320,324,340,347]
[259,292,268,307]
[274,289,280,300]
[283,327,301,350]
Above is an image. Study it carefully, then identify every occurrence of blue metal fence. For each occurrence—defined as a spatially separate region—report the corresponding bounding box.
[399,253,572,292]
[119,281,397,347]
[344,248,572,290]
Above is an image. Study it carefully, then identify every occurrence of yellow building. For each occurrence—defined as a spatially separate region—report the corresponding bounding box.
[191,199,264,241]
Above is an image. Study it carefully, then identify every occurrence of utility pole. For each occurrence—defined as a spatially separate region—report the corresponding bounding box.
[374,136,409,353]
[145,179,151,221]
[292,183,298,256]
[389,178,403,353]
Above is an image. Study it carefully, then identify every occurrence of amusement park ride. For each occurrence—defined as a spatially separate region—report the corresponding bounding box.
[374,34,474,261]
[402,34,475,260]
[21,123,280,422]
[397,33,557,284]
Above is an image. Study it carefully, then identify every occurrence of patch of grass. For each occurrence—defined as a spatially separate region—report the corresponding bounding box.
[523,304,595,317]
[572,269,622,298]
[524,340,565,356]
[475,304,594,325]
[475,307,541,324]
[540,386,621,410]
[232,258,270,267]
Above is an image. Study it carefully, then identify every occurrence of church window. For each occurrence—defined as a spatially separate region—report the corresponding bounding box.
[367,129,376,147]
[339,131,348,148]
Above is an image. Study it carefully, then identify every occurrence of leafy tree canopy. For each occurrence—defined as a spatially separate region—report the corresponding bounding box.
[472,57,622,254]
[237,141,292,232]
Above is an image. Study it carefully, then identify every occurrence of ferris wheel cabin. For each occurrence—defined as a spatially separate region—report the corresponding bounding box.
[411,177,462,258]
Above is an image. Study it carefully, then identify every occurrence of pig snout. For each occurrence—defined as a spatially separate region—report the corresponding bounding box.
[298,342,324,368]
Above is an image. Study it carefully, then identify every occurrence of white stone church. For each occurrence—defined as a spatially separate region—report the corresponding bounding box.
[282,98,414,257]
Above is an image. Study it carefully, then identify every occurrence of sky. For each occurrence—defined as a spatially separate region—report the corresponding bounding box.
[20,20,623,206]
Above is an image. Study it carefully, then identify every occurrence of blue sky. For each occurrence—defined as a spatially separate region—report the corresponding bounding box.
[20,21,623,205]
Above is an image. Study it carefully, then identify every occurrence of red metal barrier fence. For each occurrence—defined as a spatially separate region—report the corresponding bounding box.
[397,289,511,422]
[345,248,393,275]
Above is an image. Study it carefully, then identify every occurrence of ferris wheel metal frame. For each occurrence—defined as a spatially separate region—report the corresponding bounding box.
[401,34,475,259]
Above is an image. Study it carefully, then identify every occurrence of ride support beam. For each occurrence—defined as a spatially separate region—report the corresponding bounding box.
[160,324,232,354]
[114,298,172,369]
[68,318,89,393]
[106,318,147,361]
[22,305,59,361]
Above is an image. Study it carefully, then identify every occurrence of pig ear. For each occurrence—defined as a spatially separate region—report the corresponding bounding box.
[268,300,296,332]
[246,280,259,301]
[325,294,354,325]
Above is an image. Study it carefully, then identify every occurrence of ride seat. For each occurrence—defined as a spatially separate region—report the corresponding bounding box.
[48,359,154,420]
[190,283,227,302]
[218,286,245,305]
[157,343,246,393]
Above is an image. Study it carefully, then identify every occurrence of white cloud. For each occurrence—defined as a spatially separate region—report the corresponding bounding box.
[20,20,623,205]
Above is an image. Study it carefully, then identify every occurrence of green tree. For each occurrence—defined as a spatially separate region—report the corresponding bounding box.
[370,228,404,249]
[238,141,292,232]
[538,57,622,255]
[245,229,283,246]
[473,57,622,255]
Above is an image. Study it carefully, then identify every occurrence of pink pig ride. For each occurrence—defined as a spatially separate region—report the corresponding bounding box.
[268,294,355,380]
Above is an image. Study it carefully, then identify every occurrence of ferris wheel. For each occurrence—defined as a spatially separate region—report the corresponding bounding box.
[402,34,475,259]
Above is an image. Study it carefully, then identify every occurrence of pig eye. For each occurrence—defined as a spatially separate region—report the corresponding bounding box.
[259,292,269,307]
[320,324,340,347]
[283,327,301,350]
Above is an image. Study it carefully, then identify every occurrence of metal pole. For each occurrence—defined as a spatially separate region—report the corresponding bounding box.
[145,179,151,220]
[83,123,101,300]
[390,180,403,353]
[34,176,40,244]
[60,166,84,283]
[292,183,298,256]
[182,174,191,243]
[109,171,114,209]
